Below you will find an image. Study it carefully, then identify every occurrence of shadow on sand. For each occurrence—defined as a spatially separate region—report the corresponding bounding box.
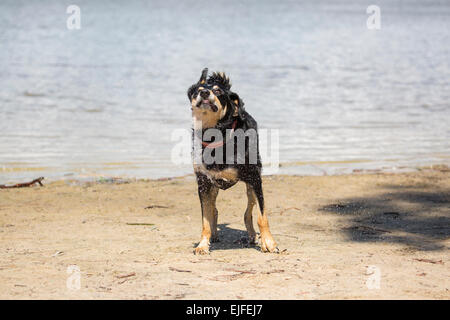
[319,183,450,251]
[193,223,259,251]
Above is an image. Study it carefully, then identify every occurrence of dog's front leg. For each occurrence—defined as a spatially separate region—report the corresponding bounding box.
[195,175,218,255]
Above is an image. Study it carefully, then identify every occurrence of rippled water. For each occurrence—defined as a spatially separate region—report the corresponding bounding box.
[1,0,449,181]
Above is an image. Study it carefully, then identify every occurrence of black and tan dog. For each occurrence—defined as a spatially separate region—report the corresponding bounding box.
[187,68,278,255]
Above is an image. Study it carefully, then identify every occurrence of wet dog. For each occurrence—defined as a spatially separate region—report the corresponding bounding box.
[187,68,278,254]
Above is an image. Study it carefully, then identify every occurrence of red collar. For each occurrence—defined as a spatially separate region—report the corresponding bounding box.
[202,119,237,149]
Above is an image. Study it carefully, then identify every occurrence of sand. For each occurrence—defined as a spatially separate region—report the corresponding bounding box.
[0,169,449,299]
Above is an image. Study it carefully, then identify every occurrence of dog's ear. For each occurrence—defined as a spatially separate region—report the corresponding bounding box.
[187,68,208,101]
[187,84,196,101]
[198,68,208,85]
[229,92,245,119]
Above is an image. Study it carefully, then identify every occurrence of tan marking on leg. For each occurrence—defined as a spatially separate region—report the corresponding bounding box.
[244,183,257,244]
[250,186,278,253]
[211,208,219,242]
[257,212,278,253]
[195,187,218,255]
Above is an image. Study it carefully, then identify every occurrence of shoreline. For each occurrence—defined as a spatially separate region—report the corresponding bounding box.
[1,169,449,299]
[1,157,449,185]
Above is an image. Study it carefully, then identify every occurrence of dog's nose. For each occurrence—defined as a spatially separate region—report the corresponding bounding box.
[200,89,210,99]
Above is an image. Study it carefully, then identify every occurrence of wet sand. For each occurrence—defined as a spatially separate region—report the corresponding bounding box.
[0,169,449,299]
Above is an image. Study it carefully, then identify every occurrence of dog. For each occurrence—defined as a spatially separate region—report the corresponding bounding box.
[187,68,278,254]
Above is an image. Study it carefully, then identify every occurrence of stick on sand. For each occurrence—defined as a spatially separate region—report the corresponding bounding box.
[0,177,44,189]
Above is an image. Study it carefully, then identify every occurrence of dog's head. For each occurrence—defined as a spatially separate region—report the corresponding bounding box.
[188,68,244,128]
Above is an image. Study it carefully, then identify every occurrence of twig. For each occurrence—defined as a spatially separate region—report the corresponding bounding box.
[116,272,136,279]
[116,273,136,284]
[118,279,130,285]
[0,177,44,189]
[209,274,244,282]
[210,268,284,282]
[224,268,257,275]
[262,269,285,274]
[145,205,169,209]
[414,258,444,265]
[169,267,192,273]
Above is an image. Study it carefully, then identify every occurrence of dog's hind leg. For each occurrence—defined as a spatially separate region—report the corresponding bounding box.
[248,176,278,253]
[195,175,219,255]
[244,183,257,244]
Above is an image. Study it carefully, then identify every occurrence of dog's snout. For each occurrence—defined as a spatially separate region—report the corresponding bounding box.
[200,89,210,99]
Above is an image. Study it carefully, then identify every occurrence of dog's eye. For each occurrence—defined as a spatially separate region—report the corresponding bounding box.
[213,88,222,95]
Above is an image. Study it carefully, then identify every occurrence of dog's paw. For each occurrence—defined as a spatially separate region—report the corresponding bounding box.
[260,234,279,253]
[210,235,220,243]
[194,246,210,255]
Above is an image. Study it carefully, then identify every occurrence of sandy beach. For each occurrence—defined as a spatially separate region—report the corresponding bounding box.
[0,168,449,299]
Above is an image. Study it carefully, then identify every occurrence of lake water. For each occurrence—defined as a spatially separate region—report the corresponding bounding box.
[1,0,449,182]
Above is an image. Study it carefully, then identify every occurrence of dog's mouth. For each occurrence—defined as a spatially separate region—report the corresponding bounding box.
[197,99,218,112]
